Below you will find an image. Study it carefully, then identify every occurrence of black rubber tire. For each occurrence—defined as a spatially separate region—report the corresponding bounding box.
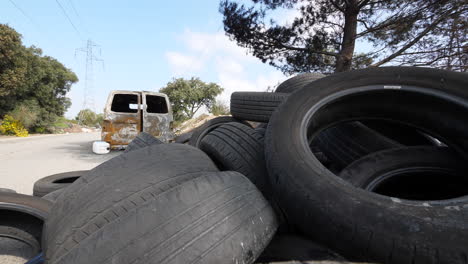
[275,73,325,93]
[174,132,192,144]
[0,192,51,221]
[124,132,163,153]
[339,146,468,200]
[361,120,436,146]
[42,188,66,203]
[44,143,272,264]
[230,92,288,122]
[256,234,344,263]
[33,170,87,197]
[189,116,250,147]
[0,188,16,193]
[0,225,40,260]
[44,144,277,264]
[265,67,468,264]
[313,121,401,171]
[199,122,269,194]
[0,193,51,259]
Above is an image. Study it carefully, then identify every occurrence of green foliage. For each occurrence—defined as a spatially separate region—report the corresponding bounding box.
[220,0,467,73]
[160,77,224,121]
[0,114,28,137]
[209,100,230,116]
[53,116,71,129]
[8,99,40,129]
[0,24,78,130]
[76,109,103,127]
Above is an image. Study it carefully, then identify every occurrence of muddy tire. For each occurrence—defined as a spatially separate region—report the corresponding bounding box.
[189,116,250,147]
[230,92,288,122]
[33,171,87,197]
[43,144,276,264]
[265,67,468,263]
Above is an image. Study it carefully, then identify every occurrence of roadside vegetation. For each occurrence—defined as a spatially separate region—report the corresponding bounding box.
[160,77,227,127]
[0,24,78,136]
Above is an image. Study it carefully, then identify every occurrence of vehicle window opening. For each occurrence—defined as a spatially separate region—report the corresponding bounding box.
[146,95,168,114]
[111,94,139,113]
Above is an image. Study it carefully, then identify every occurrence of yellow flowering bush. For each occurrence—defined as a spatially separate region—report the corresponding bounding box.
[0,115,29,137]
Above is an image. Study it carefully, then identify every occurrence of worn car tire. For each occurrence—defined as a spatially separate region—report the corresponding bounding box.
[189,116,250,147]
[275,73,325,93]
[44,144,218,263]
[0,188,16,193]
[257,234,344,263]
[174,132,192,144]
[44,145,277,264]
[124,132,163,153]
[230,92,288,122]
[0,193,51,260]
[314,122,401,171]
[33,170,87,197]
[339,146,468,199]
[265,67,468,263]
[42,188,66,203]
[199,122,269,194]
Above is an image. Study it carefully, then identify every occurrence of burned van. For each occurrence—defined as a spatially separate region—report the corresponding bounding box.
[102,91,174,148]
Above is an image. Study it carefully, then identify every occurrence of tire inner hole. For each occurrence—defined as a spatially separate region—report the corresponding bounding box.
[368,169,468,201]
[53,176,80,184]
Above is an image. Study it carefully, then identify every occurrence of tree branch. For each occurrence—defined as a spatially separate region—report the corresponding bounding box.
[330,0,345,12]
[371,10,461,67]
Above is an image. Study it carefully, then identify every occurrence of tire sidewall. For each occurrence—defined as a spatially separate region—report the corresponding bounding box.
[266,67,468,257]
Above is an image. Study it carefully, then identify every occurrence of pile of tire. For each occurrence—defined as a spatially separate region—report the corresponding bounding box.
[227,67,468,264]
[11,66,468,264]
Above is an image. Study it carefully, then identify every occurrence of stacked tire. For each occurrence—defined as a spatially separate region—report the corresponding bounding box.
[262,67,468,264]
[27,67,468,264]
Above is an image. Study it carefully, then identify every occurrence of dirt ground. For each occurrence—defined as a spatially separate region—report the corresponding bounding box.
[0,132,120,195]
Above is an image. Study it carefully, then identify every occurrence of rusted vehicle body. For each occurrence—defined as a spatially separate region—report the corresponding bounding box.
[102,91,174,148]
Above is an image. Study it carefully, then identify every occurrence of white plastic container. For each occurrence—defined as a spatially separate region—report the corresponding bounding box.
[92,141,110,155]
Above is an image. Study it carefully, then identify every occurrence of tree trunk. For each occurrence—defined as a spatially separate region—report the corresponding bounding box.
[335,6,359,72]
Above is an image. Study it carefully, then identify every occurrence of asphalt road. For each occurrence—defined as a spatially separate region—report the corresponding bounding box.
[0,132,120,195]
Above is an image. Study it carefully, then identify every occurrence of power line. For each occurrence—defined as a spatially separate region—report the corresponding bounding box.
[66,0,81,19]
[66,0,89,34]
[8,0,37,26]
[55,0,83,40]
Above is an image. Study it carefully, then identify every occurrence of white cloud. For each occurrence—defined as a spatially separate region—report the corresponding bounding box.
[217,71,286,103]
[215,57,244,76]
[165,51,204,75]
[165,29,288,109]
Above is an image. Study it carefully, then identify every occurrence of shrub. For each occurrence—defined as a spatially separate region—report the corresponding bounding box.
[8,100,39,129]
[210,100,230,116]
[0,115,29,137]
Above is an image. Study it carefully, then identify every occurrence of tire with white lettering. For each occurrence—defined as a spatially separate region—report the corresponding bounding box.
[266,67,468,264]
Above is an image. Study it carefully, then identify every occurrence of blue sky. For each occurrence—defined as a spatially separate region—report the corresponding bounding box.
[1,0,293,118]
